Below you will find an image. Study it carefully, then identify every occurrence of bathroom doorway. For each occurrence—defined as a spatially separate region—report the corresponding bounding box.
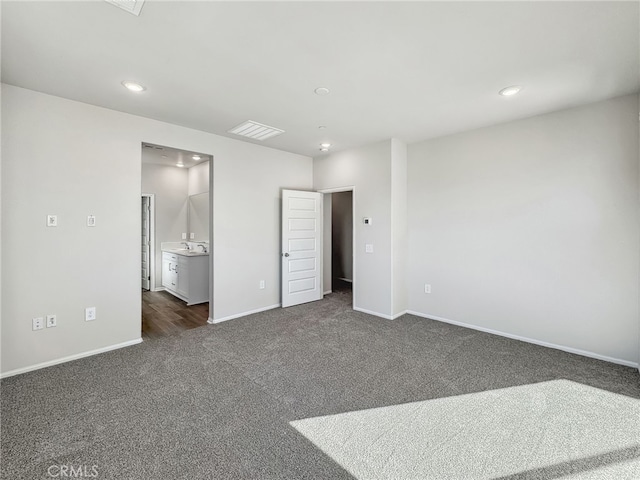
[140,142,213,339]
[141,194,155,291]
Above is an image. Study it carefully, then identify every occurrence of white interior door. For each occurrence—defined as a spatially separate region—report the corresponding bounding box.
[141,196,151,290]
[281,189,323,308]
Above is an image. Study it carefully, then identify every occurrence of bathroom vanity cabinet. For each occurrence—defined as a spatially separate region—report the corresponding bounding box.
[161,251,209,305]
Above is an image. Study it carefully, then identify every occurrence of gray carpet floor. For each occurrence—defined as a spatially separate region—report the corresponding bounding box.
[2,286,639,479]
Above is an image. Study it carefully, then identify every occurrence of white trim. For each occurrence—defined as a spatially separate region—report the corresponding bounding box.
[354,306,393,320]
[353,307,406,320]
[317,185,356,194]
[406,311,639,368]
[324,290,332,295]
[0,338,143,379]
[338,278,353,283]
[208,303,281,324]
[152,286,166,292]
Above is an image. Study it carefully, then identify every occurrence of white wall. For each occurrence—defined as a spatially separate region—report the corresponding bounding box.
[391,138,408,317]
[407,94,640,365]
[314,141,393,317]
[212,155,313,321]
[1,84,312,376]
[142,163,189,288]
[188,160,209,196]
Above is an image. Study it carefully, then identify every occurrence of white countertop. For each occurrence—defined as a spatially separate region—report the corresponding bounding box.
[161,241,209,256]
[162,248,209,257]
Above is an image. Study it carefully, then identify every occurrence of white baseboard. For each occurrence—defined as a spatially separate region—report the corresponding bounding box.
[209,303,281,324]
[406,310,638,368]
[354,306,393,320]
[338,278,353,283]
[152,287,165,292]
[0,338,143,379]
[353,307,408,320]
[324,290,332,295]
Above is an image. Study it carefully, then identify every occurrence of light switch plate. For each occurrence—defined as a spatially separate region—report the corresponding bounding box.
[32,317,44,330]
[87,215,96,227]
[46,314,57,327]
[365,244,374,253]
[181,233,187,240]
[47,215,58,227]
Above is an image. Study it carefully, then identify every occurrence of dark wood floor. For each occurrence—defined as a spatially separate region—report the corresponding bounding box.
[142,290,209,339]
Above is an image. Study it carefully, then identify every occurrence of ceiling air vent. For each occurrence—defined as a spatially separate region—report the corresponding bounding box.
[228,120,284,141]
[104,0,145,16]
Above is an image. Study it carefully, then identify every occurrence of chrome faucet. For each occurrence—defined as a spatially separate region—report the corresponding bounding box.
[181,242,190,250]
[197,243,207,253]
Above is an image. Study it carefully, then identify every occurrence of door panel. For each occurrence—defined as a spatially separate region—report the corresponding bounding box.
[141,196,151,290]
[281,190,323,308]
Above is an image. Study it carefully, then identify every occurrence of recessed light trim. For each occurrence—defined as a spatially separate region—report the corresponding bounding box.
[320,143,331,148]
[176,162,185,168]
[314,87,330,96]
[122,81,146,92]
[192,155,201,160]
[320,147,329,152]
[499,85,522,96]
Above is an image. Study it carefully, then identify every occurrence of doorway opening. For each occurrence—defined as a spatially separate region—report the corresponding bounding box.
[321,187,355,309]
[140,142,213,339]
[141,194,155,291]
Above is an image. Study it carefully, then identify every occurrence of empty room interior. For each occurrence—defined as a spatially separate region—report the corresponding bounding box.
[1,1,639,479]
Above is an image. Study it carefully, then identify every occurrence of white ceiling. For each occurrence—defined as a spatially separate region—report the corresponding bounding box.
[2,1,638,157]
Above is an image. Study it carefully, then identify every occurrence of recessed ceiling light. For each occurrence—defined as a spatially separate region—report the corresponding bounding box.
[320,147,329,152]
[192,155,201,160]
[499,85,522,96]
[176,162,184,168]
[320,143,331,148]
[314,87,330,96]
[318,126,327,130]
[122,81,146,92]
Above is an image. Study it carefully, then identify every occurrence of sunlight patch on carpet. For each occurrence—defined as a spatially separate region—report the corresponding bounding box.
[290,380,640,479]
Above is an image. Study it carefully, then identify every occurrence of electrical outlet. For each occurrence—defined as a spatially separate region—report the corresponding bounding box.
[87,215,96,227]
[365,244,374,253]
[190,233,195,240]
[424,284,431,294]
[32,317,44,331]
[46,314,57,328]
[85,307,96,321]
[47,215,58,227]
[259,280,265,289]
[181,233,187,240]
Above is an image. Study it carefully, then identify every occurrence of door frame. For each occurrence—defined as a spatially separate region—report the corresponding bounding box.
[141,193,156,291]
[317,186,356,307]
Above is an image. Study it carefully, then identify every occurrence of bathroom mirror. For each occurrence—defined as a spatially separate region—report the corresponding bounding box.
[188,192,209,242]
